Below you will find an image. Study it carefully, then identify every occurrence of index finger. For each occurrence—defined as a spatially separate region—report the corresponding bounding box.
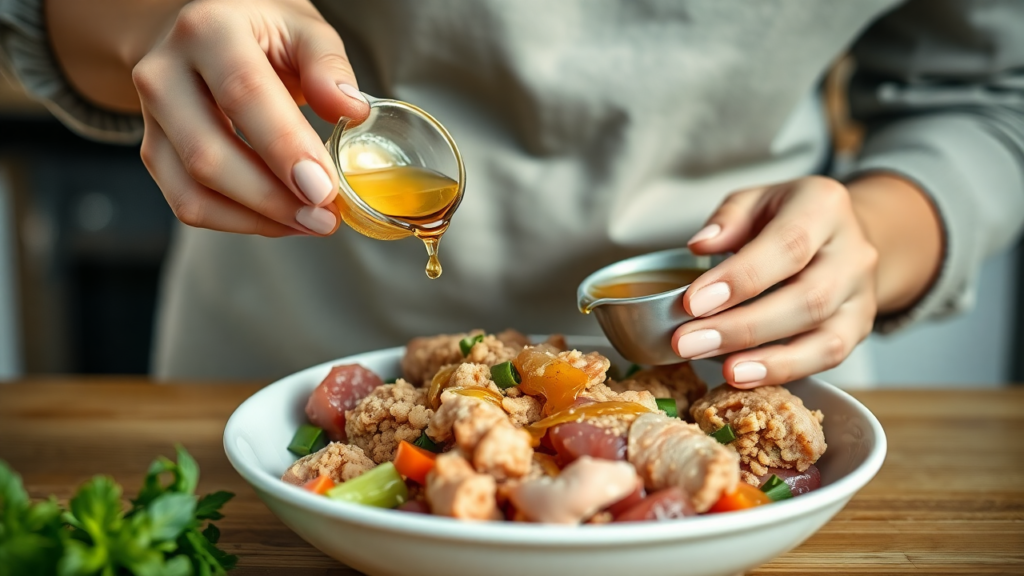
[684,178,849,318]
[190,34,342,208]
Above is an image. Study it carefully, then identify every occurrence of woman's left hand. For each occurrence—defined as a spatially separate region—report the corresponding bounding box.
[675,176,881,387]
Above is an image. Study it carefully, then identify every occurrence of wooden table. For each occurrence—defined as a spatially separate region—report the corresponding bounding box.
[1,380,1022,575]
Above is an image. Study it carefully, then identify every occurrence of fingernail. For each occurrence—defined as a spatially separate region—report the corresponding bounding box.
[293,160,334,205]
[733,361,767,384]
[338,83,368,105]
[673,329,722,360]
[689,282,730,317]
[687,223,721,245]
[296,206,337,235]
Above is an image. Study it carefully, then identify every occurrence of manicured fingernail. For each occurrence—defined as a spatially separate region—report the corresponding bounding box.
[687,223,721,245]
[296,206,337,235]
[293,160,334,205]
[733,361,767,384]
[689,282,730,317]
[338,83,368,105]
[673,329,722,359]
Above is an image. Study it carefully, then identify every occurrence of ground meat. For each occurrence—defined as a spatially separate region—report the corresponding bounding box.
[344,380,433,464]
[473,421,533,480]
[280,442,375,486]
[557,349,611,389]
[401,329,532,386]
[447,363,505,396]
[401,331,480,386]
[501,394,544,426]
[611,362,707,419]
[426,452,502,521]
[544,334,568,351]
[578,382,659,436]
[426,390,510,452]
[690,385,826,475]
[628,413,739,513]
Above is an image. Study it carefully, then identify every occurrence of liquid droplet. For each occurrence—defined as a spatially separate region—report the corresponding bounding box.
[423,237,442,279]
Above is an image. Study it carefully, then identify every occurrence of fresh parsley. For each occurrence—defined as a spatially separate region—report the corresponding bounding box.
[0,445,237,576]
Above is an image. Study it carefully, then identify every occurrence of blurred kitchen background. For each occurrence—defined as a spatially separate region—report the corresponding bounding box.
[0,71,1021,386]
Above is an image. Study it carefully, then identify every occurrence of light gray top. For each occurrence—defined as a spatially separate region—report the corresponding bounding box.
[2,0,1022,380]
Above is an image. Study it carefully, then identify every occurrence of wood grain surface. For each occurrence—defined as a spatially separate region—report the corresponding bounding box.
[1,379,1022,575]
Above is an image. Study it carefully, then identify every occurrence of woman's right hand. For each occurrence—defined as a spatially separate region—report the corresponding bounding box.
[131,0,369,236]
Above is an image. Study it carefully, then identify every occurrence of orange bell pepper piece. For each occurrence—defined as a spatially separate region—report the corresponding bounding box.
[301,474,336,496]
[394,440,438,485]
[708,482,773,513]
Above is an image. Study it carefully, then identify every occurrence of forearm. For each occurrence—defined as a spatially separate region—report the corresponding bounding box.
[848,173,943,315]
[45,0,187,112]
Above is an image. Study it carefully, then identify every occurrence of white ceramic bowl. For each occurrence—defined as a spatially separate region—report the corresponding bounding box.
[224,336,886,576]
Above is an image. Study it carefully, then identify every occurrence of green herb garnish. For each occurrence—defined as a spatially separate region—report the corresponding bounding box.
[0,445,237,576]
[490,361,522,389]
[412,431,442,453]
[288,424,328,457]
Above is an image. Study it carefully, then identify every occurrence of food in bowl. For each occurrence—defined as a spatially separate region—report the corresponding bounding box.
[279,330,826,524]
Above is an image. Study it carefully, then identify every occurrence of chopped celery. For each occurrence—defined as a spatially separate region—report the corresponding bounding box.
[327,462,408,508]
[655,398,678,418]
[710,423,737,444]
[490,361,522,389]
[288,424,327,456]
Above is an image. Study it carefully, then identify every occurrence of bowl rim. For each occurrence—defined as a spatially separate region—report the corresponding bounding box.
[224,337,887,546]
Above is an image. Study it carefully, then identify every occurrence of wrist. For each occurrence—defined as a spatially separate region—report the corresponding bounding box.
[46,0,188,113]
[847,173,944,315]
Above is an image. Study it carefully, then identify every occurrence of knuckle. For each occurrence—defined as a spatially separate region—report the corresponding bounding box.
[822,332,848,369]
[139,136,158,170]
[730,319,758,350]
[131,59,161,102]
[779,224,813,267]
[179,140,222,185]
[171,2,223,42]
[168,193,204,228]
[805,285,835,325]
[811,176,848,204]
[215,68,269,117]
[731,260,762,298]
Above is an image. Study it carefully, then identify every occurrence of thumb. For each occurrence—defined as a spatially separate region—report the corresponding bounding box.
[293,23,371,126]
[686,186,768,255]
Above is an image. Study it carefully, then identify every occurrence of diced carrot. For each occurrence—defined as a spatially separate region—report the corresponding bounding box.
[394,440,438,485]
[301,474,336,496]
[708,482,773,513]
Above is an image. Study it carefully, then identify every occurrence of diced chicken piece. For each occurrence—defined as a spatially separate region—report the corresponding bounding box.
[507,456,638,524]
[281,442,375,485]
[305,364,383,442]
[401,329,531,385]
[426,452,502,521]
[628,413,739,513]
[473,421,533,480]
[611,362,707,419]
[501,394,544,426]
[345,380,433,464]
[426,390,510,452]
[690,385,826,475]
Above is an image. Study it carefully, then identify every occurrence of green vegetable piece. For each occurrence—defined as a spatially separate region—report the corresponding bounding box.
[710,423,737,444]
[761,474,793,501]
[459,334,485,356]
[623,364,642,378]
[490,361,522,389]
[655,397,678,418]
[413,431,443,453]
[327,462,409,508]
[288,424,328,457]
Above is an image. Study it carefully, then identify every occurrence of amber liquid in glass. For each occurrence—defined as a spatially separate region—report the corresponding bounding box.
[586,268,705,308]
[343,166,460,279]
